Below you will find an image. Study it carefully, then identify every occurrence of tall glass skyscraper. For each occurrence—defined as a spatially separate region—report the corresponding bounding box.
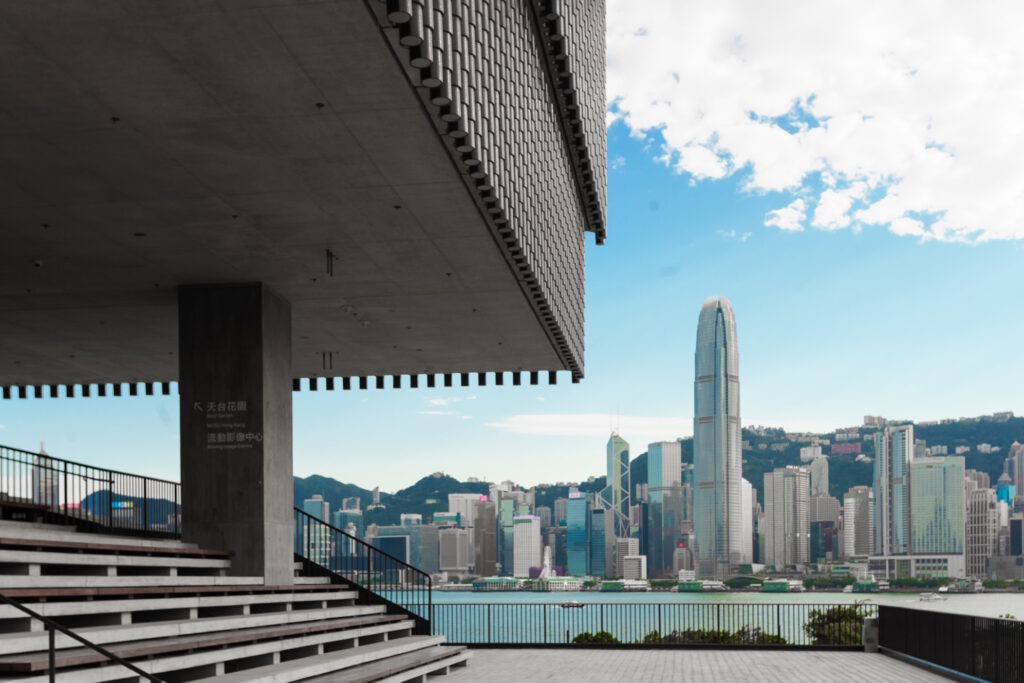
[874,425,913,555]
[910,456,965,555]
[605,433,630,537]
[566,491,590,577]
[647,441,683,578]
[693,296,742,578]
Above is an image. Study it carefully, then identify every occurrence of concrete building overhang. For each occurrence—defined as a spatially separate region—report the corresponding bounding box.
[0,0,606,391]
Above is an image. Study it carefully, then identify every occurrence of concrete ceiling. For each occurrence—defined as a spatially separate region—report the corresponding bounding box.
[0,1,566,388]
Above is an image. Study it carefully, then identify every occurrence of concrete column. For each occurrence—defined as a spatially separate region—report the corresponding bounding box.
[178,284,293,585]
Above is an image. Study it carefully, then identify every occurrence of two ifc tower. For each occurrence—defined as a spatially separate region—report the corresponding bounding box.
[605,296,743,580]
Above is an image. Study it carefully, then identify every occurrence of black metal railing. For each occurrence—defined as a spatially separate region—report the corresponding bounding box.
[420,602,875,648]
[293,508,431,635]
[0,444,180,538]
[879,605,1023,682]
[0,593,163,681]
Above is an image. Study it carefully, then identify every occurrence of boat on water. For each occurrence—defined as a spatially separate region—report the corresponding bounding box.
[919,592,946,602]
[842,585,854,593]
[560,600,585,609]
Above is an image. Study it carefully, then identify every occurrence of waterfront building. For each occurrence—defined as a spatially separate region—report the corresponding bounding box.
[740,478,754,564]
[909,456,965,555]
[439,527,470,573]
[966,488,998,579]
[473,500,497,577]
[615,537,639,577]
[512,516,542,578]
[810,455,829,497]
[868,553,966,579]
[693,296,743,578]
[374,524,440,574]
[622,555,647,580]
[843,486,874,557]
[400,513,422,527]
[566,491,590,576]
[589,507,613,578]
[647,441,684,578]
[873,424,914,556]
[606,433,631,537]
[763,466,810,568]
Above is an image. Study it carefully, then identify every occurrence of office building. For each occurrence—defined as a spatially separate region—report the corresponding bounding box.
[996,473,1016,505]
[536,506,552,530]
[553,498,569,527]
[566,491,591,576]
[909,456,964,555]
[763,466,810,567]
[622,555,648,580]
[693,296,743,578]
[499,497,516,575]
[810,494,841,524]
[647,441,684,578]
[439,528,470,573]
[800,445,822,463]
[874,424,914,556]
[967,488,998,579]
[400,513,422,527]
[810,455,829,497]
[843,486,874,557]
[302,495,329,522]
[341,497,360,511]
[589,507,614,578]
[373,524,440,574]
[606,433,631,537]
[740,478,754,564]
[331,509,364,539]
[615,537,640,576]
[512,516,542,578]
[473,500,497,577]
[810,521,838,563]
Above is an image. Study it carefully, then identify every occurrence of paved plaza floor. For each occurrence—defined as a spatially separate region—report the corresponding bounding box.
[444,649,943,682]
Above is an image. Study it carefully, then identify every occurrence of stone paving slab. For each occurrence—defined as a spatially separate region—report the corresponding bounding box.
[442,649,943,682]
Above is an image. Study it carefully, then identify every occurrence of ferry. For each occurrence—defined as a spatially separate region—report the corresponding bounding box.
[919,592,946,602]
[677,580,729,592]
[762,579,806,593]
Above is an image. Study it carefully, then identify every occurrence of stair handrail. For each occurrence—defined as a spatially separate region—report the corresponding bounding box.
[0,443,180,539]
[293,507,432,635]
[0,592,163,682]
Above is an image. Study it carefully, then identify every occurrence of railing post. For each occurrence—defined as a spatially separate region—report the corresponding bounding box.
[601,603,605,633]
[658,603,662,638]
[142,479,148,535]
[48,625,55,683]
[487,604,492,644]
[776,604,781,642]
[108,473,113,527]
[544,604,548,644]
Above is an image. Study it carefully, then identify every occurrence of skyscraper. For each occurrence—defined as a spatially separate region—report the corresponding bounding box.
[873,424,914,556]
[473,500,497,577]
[843,486,874,557]
[694,296,742,578]
[566,491,590,577]
[605,433,630,537]
[966,488,997,579]
[740,478,754,565]
[909,456,965,555]
[763,466,810,568]
[646,441,683,578]
[589,507,613,578]
[512,516,542,578]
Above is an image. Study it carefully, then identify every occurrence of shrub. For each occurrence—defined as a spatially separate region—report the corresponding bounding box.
[572,631,620,645]
[804,604,868,645]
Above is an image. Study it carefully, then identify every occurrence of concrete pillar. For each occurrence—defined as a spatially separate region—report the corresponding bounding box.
[178,284,293,585]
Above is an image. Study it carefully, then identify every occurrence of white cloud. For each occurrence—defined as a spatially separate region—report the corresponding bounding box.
[419,410,456,416]
[486,414,689,442]
[765,198,806,232]
[717,228,752,242]
[608,1,1024,242]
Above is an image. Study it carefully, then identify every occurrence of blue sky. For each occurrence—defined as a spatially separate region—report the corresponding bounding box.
[2,122,1021,490]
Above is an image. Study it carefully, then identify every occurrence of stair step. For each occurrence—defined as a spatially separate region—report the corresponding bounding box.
[0,535,228,558]
[0,583,346,601]
[295,576,331,585]
[0,604,387,655]
[0,614,412,672]
[312,645,470,683]
[0,575,262,590]
[0,548,230,569]
[0,589,359,621]
[0,522,199,551]
[193,635,448,683]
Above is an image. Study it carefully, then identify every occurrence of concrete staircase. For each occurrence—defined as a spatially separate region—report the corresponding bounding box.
[0,520,469,682]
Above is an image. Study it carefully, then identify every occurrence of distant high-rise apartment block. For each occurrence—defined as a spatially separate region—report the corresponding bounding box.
[341,496,360,511]
[909,456,965,555]
[967,488,998,579]
[302,494,329,522]
[693,296,742,579]
[553,498,569,527]
[400,513,422,527]
[809,494,841,525]
[874,424,914,555]
[536,505,552,530]
[810,455,829,497]
[647,441,683,578]
[615,537,639,576]
[763,466,810,567]
[512,516,541,578]
[605,433,631,537]
[800,445,822,463]
[473,500,497,577]
[566,491,590,577]
[843,486,874,558]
